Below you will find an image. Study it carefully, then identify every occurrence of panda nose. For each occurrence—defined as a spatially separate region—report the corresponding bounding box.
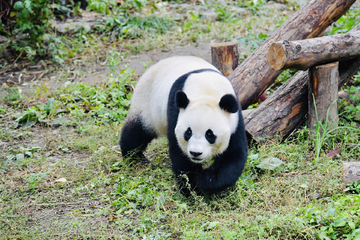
[190,151,202,157]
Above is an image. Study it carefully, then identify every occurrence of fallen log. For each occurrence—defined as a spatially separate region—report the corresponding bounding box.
[268,31,360,71]
[228,0,355,109]
[244,24,360,142]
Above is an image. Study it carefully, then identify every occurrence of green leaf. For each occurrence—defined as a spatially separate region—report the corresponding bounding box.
[15,110,40,128]
[13,1,24,10]
[44,98,55,113]
[54,109,68,115]
[352,229,360,239]
[333,218,346,228]
[256,157,283,170]
[326,208,336,217]
[348,221,356,230]
[16,153,25,161]
[7,154,15,161]
[248,154,259,160]
[207,221,220,229]
[25,151,33,157]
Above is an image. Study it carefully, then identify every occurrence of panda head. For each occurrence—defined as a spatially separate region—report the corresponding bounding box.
[174,90,239,163]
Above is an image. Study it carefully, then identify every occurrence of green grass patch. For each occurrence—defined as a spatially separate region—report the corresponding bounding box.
[1,0,360,239]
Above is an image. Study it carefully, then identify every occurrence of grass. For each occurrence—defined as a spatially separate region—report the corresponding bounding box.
[2,79,360,239]
[1,0,360,239]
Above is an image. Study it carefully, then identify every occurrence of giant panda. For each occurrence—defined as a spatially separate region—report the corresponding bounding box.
[120,56,247,196]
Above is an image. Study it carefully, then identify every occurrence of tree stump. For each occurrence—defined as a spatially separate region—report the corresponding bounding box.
[228,0,356,109]
[308,62,339,132]
[268,31,360,71]
[211,41,239,77]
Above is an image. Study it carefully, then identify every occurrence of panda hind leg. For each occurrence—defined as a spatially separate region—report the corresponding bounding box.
[119,116,156,163]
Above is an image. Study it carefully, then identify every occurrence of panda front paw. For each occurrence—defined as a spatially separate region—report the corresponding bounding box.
[194,169,220,193]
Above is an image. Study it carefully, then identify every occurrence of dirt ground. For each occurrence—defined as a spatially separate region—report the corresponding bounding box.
[0,42,215,97]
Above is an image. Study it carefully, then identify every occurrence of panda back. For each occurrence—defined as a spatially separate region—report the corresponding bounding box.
[129,56,219,137]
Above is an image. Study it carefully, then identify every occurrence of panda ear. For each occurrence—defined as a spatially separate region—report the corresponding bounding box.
[219,94,239,113]
[175,90,189,109]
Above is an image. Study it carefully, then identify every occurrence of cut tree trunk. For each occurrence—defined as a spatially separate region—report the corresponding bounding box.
[244,23,360,143]
[308,62,339,131]
[211,41,239,77]
[228,0,355,110]
[268,31,360,71]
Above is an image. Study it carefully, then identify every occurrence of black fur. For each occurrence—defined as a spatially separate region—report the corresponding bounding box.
[205,129,216,144]
[175,90,189,109]
[119,116,157,162]
[219,94,239,113]
[167,69,247,196]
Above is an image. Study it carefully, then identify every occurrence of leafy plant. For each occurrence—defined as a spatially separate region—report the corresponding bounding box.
[238,0,268,9]
[16,98,68,128]
[331,7,360,34]
[26,168,51,190]
[256,157,284,170]
[236,30,269,52]
[339,72,360,122]
[214,4,236,22]
[53,51,136,124]
[7,146,42,162]
[100,13,175,40]
[10,0,54,60]
[312,94,338,160]
[86,0,116,15]
[346,181,360,194]
[301,194,360,239]
[3,87,22,104]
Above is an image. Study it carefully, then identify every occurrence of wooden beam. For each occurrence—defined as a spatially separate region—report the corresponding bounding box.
[244,23,360,143]
[268,31,360,71]
[228,0,356,109]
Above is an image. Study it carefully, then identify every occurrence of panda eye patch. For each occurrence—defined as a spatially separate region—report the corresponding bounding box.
[184,127,192,141]
[205,129,216,144]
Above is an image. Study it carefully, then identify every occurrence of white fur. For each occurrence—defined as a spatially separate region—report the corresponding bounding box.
[128,56,239,163]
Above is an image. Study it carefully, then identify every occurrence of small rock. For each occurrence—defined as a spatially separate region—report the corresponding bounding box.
[55,177,67,182]
[310,192,322,200]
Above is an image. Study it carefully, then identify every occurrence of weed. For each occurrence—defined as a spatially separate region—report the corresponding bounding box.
[26,168,52,190]
[346,181,360,194]
[339,72,360,122]
[331,6,360,34]
[236,30,269,53]
[301,194,360,239]
[312,94,338,160]
[15,98,68,128]
[6,0,71,63]
[3,87,22,105]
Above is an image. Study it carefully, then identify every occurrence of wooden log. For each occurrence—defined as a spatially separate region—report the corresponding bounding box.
[211,41,239,77]
[268,31,360,71]
[244,70,308,142]
[244,23,360,143]
[308,62,339,131]
[244,61,359,142]
[343,162,360,184]
[228,0,355,110]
